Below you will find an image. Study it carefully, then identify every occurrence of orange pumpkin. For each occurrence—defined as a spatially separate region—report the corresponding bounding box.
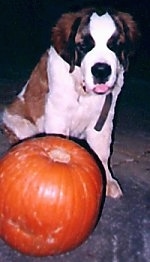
[0,136,104,256]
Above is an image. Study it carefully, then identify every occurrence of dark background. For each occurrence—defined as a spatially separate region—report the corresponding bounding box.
[0,0,150,81]
[0,2,149,261]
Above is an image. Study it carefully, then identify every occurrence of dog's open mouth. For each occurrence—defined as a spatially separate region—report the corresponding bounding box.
[93,84,110,94]
[82,83,112,95]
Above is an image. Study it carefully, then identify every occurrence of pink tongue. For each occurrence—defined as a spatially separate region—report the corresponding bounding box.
[93,84,109,94]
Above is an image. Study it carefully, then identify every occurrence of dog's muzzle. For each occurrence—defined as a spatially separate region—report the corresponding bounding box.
[91,62,111,82]
[91,62,112,94]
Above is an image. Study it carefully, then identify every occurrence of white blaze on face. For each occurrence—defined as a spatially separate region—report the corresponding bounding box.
[81,12,122,93]
[89,12,116,46]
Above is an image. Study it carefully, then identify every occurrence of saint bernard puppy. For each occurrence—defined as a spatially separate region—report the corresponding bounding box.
[3,8,139,198]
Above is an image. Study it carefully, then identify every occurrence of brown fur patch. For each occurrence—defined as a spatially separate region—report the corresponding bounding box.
[51,8,94,55]
[7,51,49,124]
[108,11,140,70]
[2,124,19,144]
[113,12,140,53]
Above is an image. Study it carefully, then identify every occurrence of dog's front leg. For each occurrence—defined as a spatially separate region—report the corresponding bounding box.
[86,126,123,198]
[44,97,70,136]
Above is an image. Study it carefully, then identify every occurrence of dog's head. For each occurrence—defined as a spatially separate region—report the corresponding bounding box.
[52,8,140,94]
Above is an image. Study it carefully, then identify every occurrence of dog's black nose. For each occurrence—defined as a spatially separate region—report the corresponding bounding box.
[91,63,111,83]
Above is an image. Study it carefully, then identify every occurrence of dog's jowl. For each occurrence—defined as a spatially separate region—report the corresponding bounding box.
[3,8,140,198]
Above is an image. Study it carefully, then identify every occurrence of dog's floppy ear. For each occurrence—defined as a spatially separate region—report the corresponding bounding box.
[61,17,82,73]
[113,11,140,70]
[117,12,140,53]
[51,13,82,73]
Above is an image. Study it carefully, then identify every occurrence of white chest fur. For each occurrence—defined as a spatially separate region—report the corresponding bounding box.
[44,47,123,137]
[44,47,106,136]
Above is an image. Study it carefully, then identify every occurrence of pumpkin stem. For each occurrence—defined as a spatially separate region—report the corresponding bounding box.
[49,148,71,163]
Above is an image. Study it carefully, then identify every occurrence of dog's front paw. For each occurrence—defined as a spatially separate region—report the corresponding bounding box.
[106,179,123,198]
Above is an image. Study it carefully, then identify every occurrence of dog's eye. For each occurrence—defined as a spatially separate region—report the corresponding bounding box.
[107,31,124,53]
[78,42,87,52]
[107,37,119,52]
[76,34,95,54]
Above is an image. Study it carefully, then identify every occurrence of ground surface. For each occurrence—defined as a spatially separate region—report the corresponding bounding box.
[0,76,149,262]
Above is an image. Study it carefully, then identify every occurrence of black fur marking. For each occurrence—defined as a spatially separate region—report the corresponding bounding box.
[76,34,95,66]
